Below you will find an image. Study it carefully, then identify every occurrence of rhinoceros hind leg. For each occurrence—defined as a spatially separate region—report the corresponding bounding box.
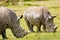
[2,30,8,39]
[25,19,34,32]
[43,25,47,32]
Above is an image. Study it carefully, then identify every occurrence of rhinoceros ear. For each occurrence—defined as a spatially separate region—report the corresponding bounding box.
[52,16,56,18]
[17,15,23,21]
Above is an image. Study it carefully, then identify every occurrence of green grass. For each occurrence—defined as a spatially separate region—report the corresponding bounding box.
[0,1,60,40]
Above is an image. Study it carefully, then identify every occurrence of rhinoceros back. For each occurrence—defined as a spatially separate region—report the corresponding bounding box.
[0,7,17,28]
[24,11,42,26]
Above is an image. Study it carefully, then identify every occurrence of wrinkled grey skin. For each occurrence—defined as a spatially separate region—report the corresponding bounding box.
[23,6,58,32]
[0,7,28,39]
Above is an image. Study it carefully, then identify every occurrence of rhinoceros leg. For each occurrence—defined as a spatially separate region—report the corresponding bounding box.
[2,29,8,39]
[1,24,8,39]
[25,19,34,32]
[36,23,42,32]
[43,25,47,32]
[37,25,41,32]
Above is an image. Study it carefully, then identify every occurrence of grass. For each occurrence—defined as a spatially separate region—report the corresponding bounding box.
[0,1,60,40]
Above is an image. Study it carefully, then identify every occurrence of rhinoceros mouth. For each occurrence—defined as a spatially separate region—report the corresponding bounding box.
[13,30,29,38]
[54,26,58,32]
[15,34,24,38]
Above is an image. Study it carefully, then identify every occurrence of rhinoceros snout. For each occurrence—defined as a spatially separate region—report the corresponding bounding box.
[15,31,29,38]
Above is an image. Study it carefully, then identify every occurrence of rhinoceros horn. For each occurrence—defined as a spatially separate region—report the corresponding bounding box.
[17,15,23,21]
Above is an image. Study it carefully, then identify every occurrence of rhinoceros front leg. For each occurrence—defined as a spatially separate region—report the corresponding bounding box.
[36,23,42,32]
[37,25,41,32]
[1,24,8,39]
[43,25,47,32]
[25,19,34,32]
[2,29,8,39]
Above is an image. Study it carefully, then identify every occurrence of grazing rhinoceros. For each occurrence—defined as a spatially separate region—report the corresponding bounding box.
[0,7,28,39]
[23,6,58,32]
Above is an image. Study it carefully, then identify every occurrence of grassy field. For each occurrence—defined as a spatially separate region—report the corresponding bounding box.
[0,1,60,40]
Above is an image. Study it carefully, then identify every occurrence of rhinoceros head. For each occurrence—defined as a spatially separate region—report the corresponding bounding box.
[45,16,58,32]
[11,15,29,38]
